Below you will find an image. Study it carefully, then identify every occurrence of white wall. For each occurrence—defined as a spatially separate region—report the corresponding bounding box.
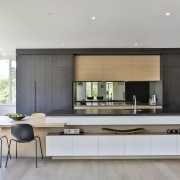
[0,105,16,115]
[76,82,86,100]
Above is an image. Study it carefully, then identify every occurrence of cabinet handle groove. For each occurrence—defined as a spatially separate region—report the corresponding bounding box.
[35,81,37,112]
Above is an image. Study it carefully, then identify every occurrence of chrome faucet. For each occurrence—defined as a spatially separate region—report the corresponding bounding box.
[133,95,137,110]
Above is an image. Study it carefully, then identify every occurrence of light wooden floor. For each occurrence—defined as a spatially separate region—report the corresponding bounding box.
[1,158,180,180]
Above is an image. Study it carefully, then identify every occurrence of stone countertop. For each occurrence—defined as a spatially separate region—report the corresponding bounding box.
[0,116,65,127]
[47,108,180,116]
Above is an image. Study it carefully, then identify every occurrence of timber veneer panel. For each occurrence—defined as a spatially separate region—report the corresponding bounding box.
[75,55,103,81]
[75,55,160,81]
[131,55,160,81]
[102,55,131,81]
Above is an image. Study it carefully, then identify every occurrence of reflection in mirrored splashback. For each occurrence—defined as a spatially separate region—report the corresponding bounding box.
[74,81,125,101]
[73,81,163,105]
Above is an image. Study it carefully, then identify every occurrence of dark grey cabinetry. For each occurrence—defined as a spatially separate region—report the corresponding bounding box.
[16,55,35,115]
[34,55,53,113]
[52,55,74,110]
[16,54,74,115]
[16,55,53,115]
[161,54,180,109]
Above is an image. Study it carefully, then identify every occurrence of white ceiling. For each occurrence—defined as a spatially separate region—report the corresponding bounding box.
[0,0,180,58]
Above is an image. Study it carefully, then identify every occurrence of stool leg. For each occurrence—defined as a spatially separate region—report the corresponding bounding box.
[16,141,17,159]
[4,136,11,159]
[37,137,43,159]
[35,139,37,168]
[5,139,12,168]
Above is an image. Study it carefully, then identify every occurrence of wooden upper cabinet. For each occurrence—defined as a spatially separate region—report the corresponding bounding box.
[75,55,103,81]
[131,55,160,81]
[102,56,131,81]
[75,55,160,81]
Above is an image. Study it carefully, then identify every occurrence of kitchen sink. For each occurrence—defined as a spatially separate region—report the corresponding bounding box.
[122,109,144,114]
[123,109,143,111]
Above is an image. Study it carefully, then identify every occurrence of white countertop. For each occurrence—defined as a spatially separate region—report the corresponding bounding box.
[0,116,65,127]
[1,114,180,127]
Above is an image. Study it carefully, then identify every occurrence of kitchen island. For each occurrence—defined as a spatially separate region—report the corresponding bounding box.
[1,109,180,159]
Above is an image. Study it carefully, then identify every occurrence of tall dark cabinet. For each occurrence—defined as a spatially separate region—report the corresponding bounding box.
[161,54,180,109]
[34,55,53,113]
[52,55,74,110]
[16,55,35,115]
[16,53,74,115]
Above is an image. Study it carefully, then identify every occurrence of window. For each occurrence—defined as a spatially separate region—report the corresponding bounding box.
[106,82,113,100]
[0,60,16,104]
[86,82,98,99]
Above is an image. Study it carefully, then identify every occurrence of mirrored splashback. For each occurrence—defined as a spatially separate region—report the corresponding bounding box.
[74,81,125,102]
[73,81,163,105]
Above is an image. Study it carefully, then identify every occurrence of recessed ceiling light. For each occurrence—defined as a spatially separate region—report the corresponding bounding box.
[165,12,171,16]
[134,43,138,46]
[91,16,96,20]
[48,12,54,16]
[60,43,64,46]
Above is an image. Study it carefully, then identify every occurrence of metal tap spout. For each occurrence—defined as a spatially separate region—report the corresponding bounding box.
[133,95,136,110]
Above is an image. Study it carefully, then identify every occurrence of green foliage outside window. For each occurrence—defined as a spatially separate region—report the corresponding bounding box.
[0,79,9,103]
[0,60,16,104]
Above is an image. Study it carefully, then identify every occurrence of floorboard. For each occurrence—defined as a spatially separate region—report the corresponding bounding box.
[0,158,180,180]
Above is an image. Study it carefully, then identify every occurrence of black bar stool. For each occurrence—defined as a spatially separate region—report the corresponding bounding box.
[5,124,43,168]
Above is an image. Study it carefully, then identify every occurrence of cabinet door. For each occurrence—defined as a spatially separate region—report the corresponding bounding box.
[53,68,73,109]
[53,55,74,68]
[73,136,98,156]
[75,55,103,81]
[125,135,150,155]
[35,68,53,113]
[34,55,53,113]
[150,135,176,155]
[99,135,124,155]
[131,55,160,81]
[16,55,35,115]
[102,56,131,81]
[46,136,73,156]
[162,54,180,109]
[176,135,180,155]
[53,55,73,109]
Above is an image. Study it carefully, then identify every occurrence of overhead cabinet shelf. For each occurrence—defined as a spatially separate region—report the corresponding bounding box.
[75,55,160,81]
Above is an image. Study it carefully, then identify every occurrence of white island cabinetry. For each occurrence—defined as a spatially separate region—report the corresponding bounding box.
[99,136,124,156]
[46,136,73,156]
[150,135,177,155]
[73,136,98,156]
[125,135,150,155]
[46,134,180,158]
